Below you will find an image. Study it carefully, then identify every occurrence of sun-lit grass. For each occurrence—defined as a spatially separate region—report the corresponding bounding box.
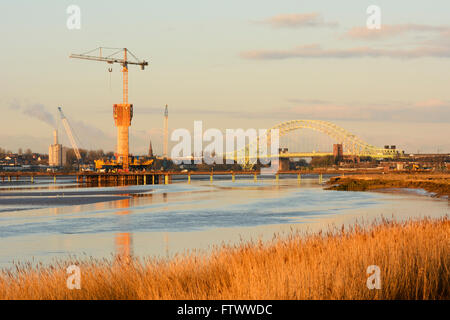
[0,217,448,300]
[328,173,450,197]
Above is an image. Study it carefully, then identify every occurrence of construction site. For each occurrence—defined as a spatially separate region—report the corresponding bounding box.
[11,46,443,178]
[46,47,158,173]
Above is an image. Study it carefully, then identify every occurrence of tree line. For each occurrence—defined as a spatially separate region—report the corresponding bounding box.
[66,149,115,164]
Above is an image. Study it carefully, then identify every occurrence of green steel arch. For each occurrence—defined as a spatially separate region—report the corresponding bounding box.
[269,120,400,158]
[226,120,401,163]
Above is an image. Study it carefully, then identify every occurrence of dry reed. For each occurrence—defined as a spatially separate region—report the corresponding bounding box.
[0,216,448,300]
[327,173,450,197]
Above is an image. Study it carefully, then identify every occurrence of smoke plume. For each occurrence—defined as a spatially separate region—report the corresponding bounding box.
[11,102,56,127]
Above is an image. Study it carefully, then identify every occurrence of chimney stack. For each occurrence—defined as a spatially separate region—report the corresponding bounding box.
[53,129,58,145]
[164,104,168,158]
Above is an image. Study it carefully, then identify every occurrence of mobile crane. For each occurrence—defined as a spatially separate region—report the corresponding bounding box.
[58,106,82,163]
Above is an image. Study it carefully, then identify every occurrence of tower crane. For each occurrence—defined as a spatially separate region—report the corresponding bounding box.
[58,106,82,162]
[70,47,149,171]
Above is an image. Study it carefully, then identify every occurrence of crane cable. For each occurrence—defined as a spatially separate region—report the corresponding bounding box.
[108,67,113,92]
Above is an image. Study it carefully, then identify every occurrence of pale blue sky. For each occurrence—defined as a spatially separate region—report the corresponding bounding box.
[1,0,449,154]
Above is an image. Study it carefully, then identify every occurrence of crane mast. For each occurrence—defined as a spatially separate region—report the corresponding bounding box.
[58,107,82,161]
[70,47,148,171]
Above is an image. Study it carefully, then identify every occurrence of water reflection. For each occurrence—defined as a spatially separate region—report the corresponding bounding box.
[115,232,133,262]
[49,196,136,262]
[0,178,448,270]
[113,198,133,262]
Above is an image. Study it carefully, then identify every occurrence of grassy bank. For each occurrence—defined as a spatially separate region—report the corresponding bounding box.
[327,173,450,197]
[0,217,448,300]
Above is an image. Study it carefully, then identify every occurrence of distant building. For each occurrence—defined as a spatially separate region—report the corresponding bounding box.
[49,130,66,167]
[148,140,154,157]
[333,144,344,160]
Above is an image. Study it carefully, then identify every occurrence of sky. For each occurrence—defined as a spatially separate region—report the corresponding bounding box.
[1,0,449,155]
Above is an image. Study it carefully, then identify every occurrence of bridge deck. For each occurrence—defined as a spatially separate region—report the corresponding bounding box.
[0,169,392,185]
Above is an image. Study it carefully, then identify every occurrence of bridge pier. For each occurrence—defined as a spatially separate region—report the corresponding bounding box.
[279,158,290,171]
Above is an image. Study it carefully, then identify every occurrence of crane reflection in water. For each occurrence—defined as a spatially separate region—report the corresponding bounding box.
[49,188,172,263]
[114,198,133,263]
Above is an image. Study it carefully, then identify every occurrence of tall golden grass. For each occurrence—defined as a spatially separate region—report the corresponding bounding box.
[0,217,448,300]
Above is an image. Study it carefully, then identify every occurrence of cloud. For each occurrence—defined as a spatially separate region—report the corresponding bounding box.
[288,104,373,120]
[344,24,450,40]
[69,119,113,149]
[240,43,450,60]
[283,98,450,123]
[255,13,338,28]
[137,106,267,119]
[287,98,331,105]
[413,98,449,108]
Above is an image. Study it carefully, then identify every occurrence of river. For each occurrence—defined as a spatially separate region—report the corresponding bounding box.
[0,175,448,269]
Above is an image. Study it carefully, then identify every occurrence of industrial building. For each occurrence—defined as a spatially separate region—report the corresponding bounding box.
[48,130,67,167]
[333,144,344,161]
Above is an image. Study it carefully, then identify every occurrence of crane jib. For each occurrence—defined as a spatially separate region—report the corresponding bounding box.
[69,54,148,68]
[58,107,82,161]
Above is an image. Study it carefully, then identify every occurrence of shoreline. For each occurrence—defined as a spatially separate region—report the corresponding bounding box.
[326,173,450,198]
[0,188,153,208]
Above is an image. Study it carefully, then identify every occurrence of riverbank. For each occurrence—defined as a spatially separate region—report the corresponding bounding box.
[0,217,448,300]
[326,173,450,198]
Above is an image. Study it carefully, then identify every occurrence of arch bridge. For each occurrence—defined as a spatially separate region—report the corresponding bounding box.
[228,120,402,162]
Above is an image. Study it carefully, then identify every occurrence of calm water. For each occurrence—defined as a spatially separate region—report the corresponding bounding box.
[0,175,448,269]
